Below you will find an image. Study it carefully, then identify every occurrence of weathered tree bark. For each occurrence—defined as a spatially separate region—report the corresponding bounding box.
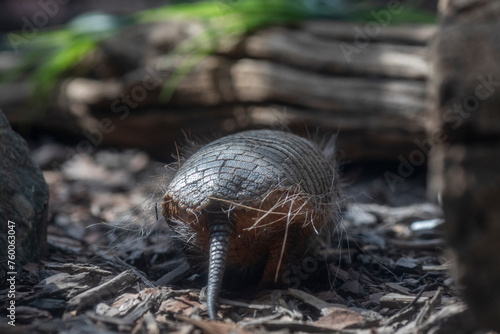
[429,0,500,330]
[1,20,435,162]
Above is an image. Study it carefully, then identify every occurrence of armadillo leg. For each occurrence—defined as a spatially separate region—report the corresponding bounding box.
[207,212,231,320]
[259,238,291,287]
[259,228,302,287]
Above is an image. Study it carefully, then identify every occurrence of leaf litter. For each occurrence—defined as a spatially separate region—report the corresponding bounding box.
[0,144,490,334]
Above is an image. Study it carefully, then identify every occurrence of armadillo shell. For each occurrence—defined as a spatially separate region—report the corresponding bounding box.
[166,129,335,211]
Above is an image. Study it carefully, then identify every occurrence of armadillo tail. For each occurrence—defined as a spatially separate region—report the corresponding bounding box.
[207,212,231,320]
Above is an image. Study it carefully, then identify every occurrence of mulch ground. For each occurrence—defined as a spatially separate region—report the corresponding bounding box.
[0,142,489,333]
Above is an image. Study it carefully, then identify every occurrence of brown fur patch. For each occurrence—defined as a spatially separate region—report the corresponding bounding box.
[163,188,332,286]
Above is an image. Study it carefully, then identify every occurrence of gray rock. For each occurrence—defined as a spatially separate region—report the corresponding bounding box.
[0,109,49,272]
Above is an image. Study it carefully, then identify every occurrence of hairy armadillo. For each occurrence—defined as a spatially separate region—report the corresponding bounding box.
[162,129,339,319]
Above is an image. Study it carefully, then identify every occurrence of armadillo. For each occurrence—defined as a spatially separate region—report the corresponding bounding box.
[162,129,339,319]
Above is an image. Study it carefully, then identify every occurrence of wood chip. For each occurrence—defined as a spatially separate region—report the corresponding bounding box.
[218,298,274,311]
[35,272,101,299]
[155,261,191,286]
[122,288,171,323]
[45,262,113,276]
[16,306,52,323]
[27,298,67,311]
[394,257,422,274]
[422,264,451,272]
[85,311,135,327]
[262,320,335,333]
[314,307,365,330]
[47,235,83,254]
[92,247,157,288]
[159,296,204,316]
[65,270,139,313]
[385,282,411,295]
[388,238,445,250]
[141,312,161,334]
[379,293,429,309]
[288,288,344,316]
[340,280,361,296]
[176,314,252,334]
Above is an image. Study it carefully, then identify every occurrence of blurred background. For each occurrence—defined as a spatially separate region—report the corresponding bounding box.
[1,0,438,206]
[7,1,500,331]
